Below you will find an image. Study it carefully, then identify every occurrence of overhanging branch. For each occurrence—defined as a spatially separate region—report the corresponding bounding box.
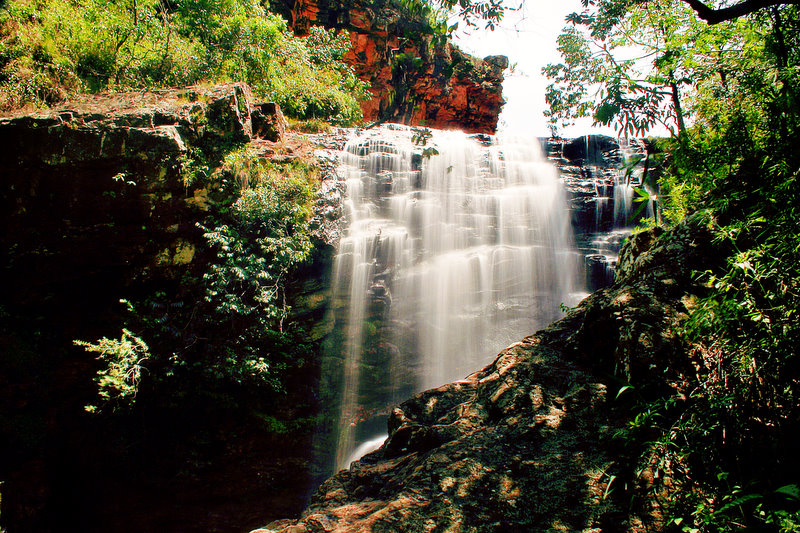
[682,0,800,24]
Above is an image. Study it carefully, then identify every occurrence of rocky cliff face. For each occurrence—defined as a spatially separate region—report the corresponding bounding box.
[272,0,507,133]
[0,84,339,533]
[256,213,718,533]
[2,82,685,532]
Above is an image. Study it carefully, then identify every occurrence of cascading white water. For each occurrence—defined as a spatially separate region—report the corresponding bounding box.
[585,137,657,290]
[613,138,656,227]
[329,125,582,470]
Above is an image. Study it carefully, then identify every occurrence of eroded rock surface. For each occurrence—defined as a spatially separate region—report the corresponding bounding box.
[273,0,506,133]
[256,213,717,533]
[0,84,295,293]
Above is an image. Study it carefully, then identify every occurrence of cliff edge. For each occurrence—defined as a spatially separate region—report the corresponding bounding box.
[0,84,337,532]
[272,0,507,133]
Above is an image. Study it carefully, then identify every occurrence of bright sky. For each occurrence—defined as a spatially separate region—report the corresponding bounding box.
[452,0,620,137]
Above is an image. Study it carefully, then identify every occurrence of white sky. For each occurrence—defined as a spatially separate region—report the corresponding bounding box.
[451,0,621,137]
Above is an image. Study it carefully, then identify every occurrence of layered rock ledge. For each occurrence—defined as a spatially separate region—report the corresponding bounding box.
[0,84,307,300]
[273,0,507,133]
[256,213,717,532]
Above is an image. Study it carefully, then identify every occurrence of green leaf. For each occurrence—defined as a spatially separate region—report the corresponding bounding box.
[594,102,620,124]
[776,485,800,500]
[603,474,616,500]
[713,493,762,516]
[616,385,633,399]
[633,187,651,203]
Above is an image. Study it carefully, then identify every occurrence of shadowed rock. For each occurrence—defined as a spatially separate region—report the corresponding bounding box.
[0,84,332,532]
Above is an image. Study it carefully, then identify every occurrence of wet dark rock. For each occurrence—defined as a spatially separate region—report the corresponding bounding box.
[251,102,288,142]
[585,253,614,292]
[561,134,622,167]
[0,84,331,533]
[545,135,659,289]
[0,84,296,295]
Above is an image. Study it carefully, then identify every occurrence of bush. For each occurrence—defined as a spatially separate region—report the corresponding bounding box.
[0,0,369,123]
[268,27,369,124]
[74,328,151,413]
[75,144,319,415]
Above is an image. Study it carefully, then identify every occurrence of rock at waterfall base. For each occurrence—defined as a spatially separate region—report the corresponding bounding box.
[256,213,719,532]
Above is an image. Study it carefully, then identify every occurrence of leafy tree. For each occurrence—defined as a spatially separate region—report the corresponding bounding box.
[543,0,746,136]
[74,328,151,413]
[74,146,319,415]
[545,0,800,528]
[678,0,799,25]
[401,0,508,30]
[577,0,800,27]
[202,149,314,335]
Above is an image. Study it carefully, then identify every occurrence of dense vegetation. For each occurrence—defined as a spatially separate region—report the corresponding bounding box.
[0,0,473,528]
[546,1,800,530]
[0,0,510,529]
[0,0,369,122]
[2,0,797,528]
[76,148,320,415]
[0,130,327,530]
[0,0,362,519]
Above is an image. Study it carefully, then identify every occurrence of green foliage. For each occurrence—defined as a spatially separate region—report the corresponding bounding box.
[393,52,425,76]
[564,1,800,530]
[671,17,799,528]
[544,0,745,136]
[667,10,800,453]
[399,0,505,31]
[74,144,320,422]
[196,151,316,387]
[74,328,150,413]
[287,117,332,133]
[203,157,314,325]
[654,164,705,225]
[399,0,448,29]
[267,26,370,124]
[0,0,368,123]
[178,147,211,188]
[684,216,800,435]
[411,127,439,158]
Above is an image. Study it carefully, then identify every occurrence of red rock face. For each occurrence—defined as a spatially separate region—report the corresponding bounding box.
[276,0,507,134]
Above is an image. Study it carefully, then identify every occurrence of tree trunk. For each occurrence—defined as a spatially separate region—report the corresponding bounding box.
[669,72,686,135]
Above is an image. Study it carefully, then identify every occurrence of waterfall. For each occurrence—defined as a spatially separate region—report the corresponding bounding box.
[582,136,657,290]
[613,138,656,227]
[327,125,582,470]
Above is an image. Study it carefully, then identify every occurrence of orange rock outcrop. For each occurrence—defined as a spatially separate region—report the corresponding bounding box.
[273,0,507,133]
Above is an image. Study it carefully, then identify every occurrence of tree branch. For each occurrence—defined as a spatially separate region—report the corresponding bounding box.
[682,0,800,25]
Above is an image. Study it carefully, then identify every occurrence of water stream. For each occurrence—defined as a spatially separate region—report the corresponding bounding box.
[326,125,587,470]
[563,136,656,291]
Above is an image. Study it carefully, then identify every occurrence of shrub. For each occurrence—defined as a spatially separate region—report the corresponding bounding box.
[0,0,369,123]
[74,328,151,413]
